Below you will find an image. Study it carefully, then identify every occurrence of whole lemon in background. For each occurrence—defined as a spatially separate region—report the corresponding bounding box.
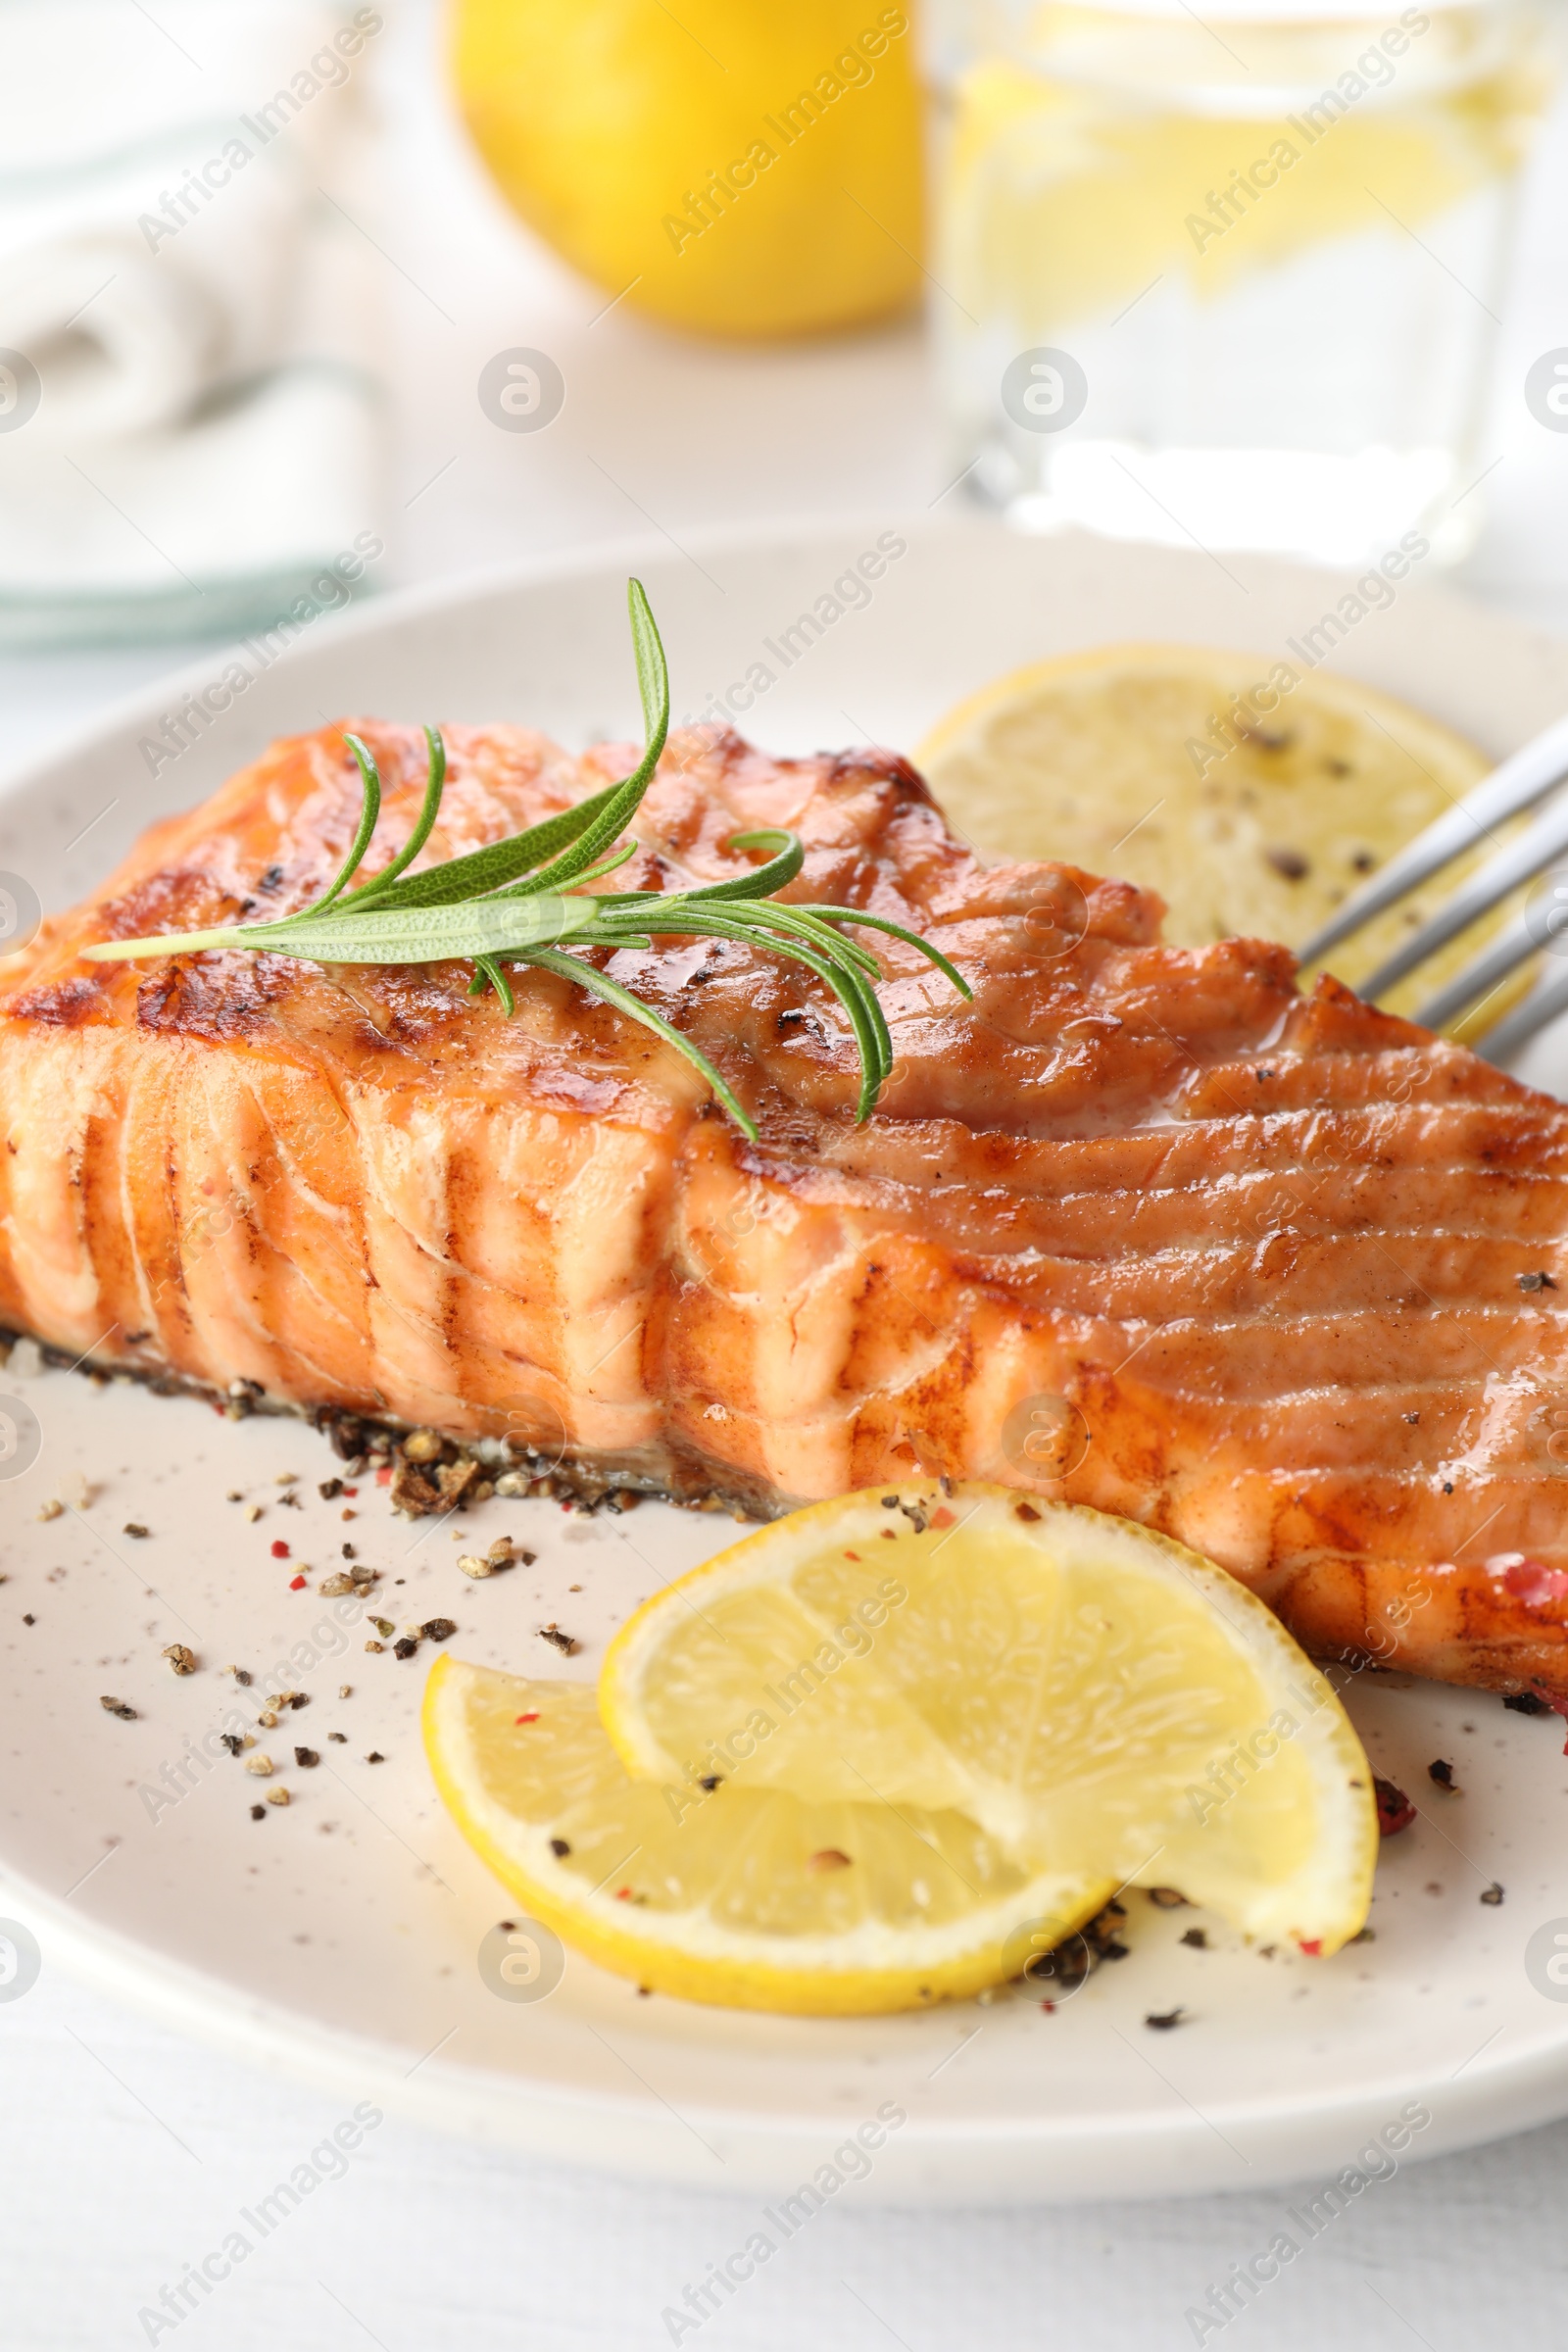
[451,0,924,339]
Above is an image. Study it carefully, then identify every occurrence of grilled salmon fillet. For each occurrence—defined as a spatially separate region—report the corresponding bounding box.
[2,719,1566,1697]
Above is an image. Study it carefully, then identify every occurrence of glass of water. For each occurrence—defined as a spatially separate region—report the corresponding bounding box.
[931,0,1559,565]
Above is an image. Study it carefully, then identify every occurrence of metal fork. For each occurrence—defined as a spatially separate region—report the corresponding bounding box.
[1298,710,1568,1062]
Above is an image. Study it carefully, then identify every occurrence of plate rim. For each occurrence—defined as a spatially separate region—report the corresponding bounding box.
[7,510,1568,815]
[8,1850,1568,2203]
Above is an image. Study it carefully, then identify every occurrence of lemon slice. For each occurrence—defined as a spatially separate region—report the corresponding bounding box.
[914,644,1526,1042]
[423,1657,1114,2014]
[600,1488,1376,1954]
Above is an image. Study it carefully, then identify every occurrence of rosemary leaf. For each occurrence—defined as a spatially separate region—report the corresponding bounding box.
[805,906,975,1002]
[506,580,669,900]
[80,575,973,1133]
[339,725,446,908]
[522,944,757,1139]
[335,773,627,914]
[671,828,805,904]
[85,893,605,966]
[308,732,381,914]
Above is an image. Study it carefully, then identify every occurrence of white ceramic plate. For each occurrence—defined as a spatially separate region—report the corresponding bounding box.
[5,518,1568,2204]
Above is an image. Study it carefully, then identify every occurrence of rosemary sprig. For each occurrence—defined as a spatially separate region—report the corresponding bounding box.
[82,579,971,1140]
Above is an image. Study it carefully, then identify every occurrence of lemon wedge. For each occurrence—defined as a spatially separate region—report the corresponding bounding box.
[423,1658,1112,2014]
[914,643,1528,1042]
[599,1488,1377,1955]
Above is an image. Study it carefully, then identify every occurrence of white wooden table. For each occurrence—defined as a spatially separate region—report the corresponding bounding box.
[4,6,1568,2343]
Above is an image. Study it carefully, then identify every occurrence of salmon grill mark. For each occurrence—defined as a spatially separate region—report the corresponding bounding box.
[2,706,1568,1698]
[10,975,105,1027]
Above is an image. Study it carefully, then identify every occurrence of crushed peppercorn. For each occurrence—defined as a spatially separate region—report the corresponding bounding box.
[1263,845,1309,880]
[1375,1776,1417,1834]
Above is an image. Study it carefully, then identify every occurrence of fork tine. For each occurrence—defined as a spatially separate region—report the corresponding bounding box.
[1298,709,1568,963]
[1355,791,1568,1002]
[1479,963,1568,1065]
[1412,906,1540,1031]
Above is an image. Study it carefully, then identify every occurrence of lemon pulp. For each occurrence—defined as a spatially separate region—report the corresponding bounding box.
[424,1660,1113,2014]
[914,643,1527,1041]
[599,1488,1377,1955]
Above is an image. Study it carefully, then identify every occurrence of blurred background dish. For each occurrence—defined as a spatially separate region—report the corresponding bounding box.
[0,0,386,645]
[0,0,1562,665]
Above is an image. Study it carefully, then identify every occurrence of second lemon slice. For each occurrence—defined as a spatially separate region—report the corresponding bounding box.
[600,1487,1376,1953]
[913,644,1523,1040]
